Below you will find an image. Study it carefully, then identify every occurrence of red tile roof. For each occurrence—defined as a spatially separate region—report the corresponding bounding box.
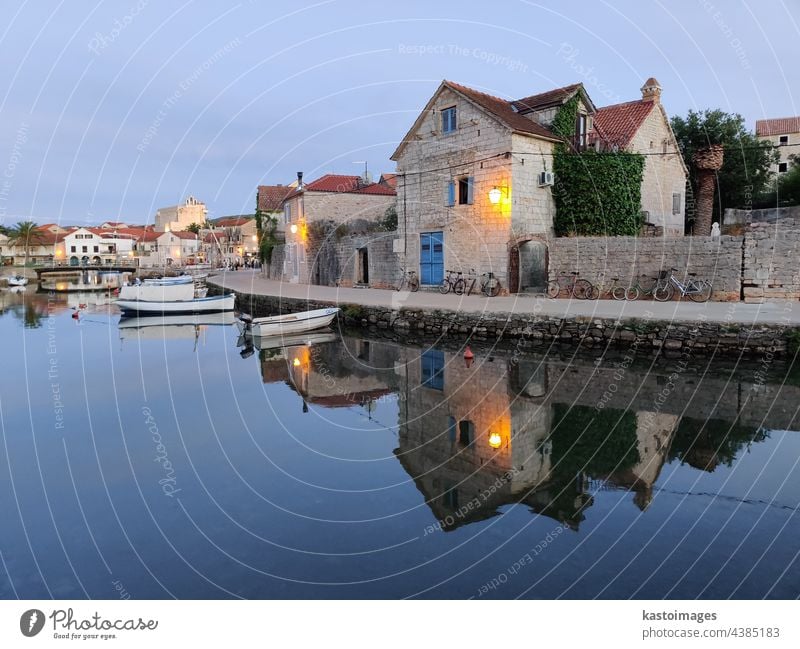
[215,217,253,227]
[295,174,396,196]
[161,230,200,240]
[379,173,397,188]
[511,83,584,113]
[756,117,800,137]
[257,185,293,212]
[589,99,655,149]
[353,183,396,196]
[445,81,560,140]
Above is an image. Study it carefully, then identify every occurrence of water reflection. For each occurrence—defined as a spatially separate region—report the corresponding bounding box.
[256,334,787,531]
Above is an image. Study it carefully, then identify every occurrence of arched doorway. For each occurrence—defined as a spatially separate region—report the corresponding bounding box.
[92,256,101,265]
[69,256,79,266]
[81,255,89,265]
[508,237,548,293]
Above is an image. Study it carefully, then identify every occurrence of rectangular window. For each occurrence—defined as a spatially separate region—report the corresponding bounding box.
[458,176,474,205]
[780,135,789,145]
[420,349,444,390]
[441,106,457,134]
[81,246,87,253]
[70,246,76,253]
[779,162,788,173]
[284,203,292,224]
[93,246,99,253]
[458,420,475,446]
[672,192,682,215]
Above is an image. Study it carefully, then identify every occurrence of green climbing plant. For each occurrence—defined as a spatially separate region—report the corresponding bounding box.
[254,210,278,264]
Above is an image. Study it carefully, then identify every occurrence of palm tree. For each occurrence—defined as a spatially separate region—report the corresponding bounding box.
[7,221,43,267]
[185,222,201,234]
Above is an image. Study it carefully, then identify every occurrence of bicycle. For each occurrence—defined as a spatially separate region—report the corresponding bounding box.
[626,273,660,300]
[396,269,420,292]
[439,269,465,295]
[588,273,628,300]
[653,267,712,302]
[547,272,592,299]
[480,271,501,297]
[463,268,478,296]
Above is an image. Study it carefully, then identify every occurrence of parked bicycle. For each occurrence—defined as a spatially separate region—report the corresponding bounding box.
[439,269,465,295]
[547,272,592,299]
[480,271,501,297]
[588,273,628,300]
[463,268,478,296]
[653,267,712,302]
[395,269,420,292]
[626,273,660,300]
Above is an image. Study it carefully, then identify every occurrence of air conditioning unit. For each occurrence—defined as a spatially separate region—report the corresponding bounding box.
[538,171,554,186]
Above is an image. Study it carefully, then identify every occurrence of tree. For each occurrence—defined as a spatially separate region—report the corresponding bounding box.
[671,109,777,226]
[185,222,201,234]
[777,155,800,206]
[379,205,398,231]
[7,221,43,266]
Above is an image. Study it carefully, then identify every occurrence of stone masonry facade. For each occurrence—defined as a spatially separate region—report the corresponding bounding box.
[743,218,800,303]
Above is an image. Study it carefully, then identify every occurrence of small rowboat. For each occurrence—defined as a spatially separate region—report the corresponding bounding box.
[117,293,235,314]
[7,275,28,287]
[236,307,340,337]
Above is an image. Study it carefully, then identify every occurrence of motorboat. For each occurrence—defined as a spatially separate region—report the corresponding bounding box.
[7,274,28,287]
[116,274,233,314]
[236,307,340,337]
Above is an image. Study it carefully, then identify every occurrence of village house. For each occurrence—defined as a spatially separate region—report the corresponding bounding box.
[589,78,688,236]
[391,78,686,293]
[154,195,207,232]
[4,225,69,265]
[63,227,137,266]
[279,172,395,284]
[142,230,202,267]
[201,216,258,266]
[756,116,800,174]
[256,184,294,237]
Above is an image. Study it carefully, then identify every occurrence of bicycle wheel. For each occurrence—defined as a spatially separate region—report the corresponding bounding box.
[409,276,420,292]
[488,279,501,297]
[653,283,673,302]
[546,280,560,298]
[687,280,712,303]
[587,284,600,300]
[453,278,465,295]
[395,277,405,292]
[624,286,640,301]
[611,286,627,300]
[438,279,451,294]
[572,279,592,300]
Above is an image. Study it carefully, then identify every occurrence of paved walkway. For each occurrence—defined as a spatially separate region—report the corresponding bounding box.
[209,271,800,326]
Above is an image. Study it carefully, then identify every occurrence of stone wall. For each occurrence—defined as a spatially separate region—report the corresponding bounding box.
[725,205,800,225]
[743,218,800,303]
[210,282,794,357]
[307,228,400,289]
[549,235,743,301]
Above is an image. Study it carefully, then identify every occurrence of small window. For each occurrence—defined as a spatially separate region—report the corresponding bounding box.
[672,192,682,215]
[779,135,789,145]
[70,246,76,253]
[458,420,475,446]
[93,246,99,253]
[81,246,87,253]
[457,176,474,205]
[284,203,292,224]
[779,162,788,173]
[441,106,457,134]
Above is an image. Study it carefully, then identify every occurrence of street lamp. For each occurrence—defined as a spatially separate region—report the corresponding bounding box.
[488,432,502,449]
[290,224,298,234]
[488,187,502,204]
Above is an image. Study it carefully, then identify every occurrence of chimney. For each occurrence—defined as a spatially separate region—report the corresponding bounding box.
[296,172,304,189]
[640,77,662,103]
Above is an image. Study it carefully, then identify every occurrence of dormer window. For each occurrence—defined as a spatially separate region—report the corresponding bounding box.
[442,106,457,134]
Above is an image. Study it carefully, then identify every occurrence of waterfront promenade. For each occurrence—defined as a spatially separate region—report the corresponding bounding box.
[209,270,800,326]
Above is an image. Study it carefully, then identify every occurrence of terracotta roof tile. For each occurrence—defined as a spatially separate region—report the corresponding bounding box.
[445,81,560,140]
[589,99,655,149]
[257,185,293,212]
[379,173,397,188]
[215,217,253,227]
[353,183,396,196]
[756,117,800,137]
[303,174,362,192]
[511,83,584,113]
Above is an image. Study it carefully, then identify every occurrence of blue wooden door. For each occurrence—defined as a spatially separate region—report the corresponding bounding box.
[420,232,444,285]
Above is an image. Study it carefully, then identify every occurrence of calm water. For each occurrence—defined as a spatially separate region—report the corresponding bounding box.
[1,288,799,599]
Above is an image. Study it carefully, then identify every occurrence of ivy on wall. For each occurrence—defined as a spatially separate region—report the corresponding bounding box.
[551,97,646,236]
[254,210,278,264]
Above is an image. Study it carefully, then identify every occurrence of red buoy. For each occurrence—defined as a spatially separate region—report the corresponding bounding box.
[464,346,474,360]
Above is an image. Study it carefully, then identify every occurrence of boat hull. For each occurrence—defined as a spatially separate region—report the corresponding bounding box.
[117,294,235,314]
[236,308,339,337]
[7,277,28,286]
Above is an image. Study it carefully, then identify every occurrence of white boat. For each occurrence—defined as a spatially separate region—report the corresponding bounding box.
[236,307,340,337]
[116,274,233,314]
[117,293,235,314]
[238,330,337,351]
[119,312,236,341]
[7,275,28,287]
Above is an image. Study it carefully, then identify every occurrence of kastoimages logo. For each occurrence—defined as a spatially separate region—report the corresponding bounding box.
[20,609,45,637]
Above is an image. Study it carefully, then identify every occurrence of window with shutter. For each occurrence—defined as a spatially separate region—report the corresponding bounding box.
[672,192,682,215]
[457,176,474,205]
[442,106,457,134]
[445,181,455,206]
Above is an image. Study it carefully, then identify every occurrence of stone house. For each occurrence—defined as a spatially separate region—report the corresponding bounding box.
[256,184,293,237]
[755,116,800,175]
[279,173,396,284]
[201,216,258,266]
[63,227,139,266]
[145,230,201,267]
[391,78,687,293]
[391,80,592,292]
[154,195,207,232]
[589,78,689,236]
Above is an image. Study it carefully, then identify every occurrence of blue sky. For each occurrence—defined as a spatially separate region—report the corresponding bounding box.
[0,0,796,226]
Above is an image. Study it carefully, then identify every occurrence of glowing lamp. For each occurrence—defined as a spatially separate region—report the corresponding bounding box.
[252,235,257,242]
[488,187,502,204]
[488,432,502,449]
[290,224,298,234]
[293,358,301,367]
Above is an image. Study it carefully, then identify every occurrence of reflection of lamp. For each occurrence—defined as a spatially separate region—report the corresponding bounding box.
[290,224,298,234]
[488,432,502,449]
[488,187,502,204]
[293,358,300,367]
[251,235,257,242]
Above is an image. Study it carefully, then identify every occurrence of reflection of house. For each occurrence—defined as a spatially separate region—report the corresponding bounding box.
[756,116,800,174]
